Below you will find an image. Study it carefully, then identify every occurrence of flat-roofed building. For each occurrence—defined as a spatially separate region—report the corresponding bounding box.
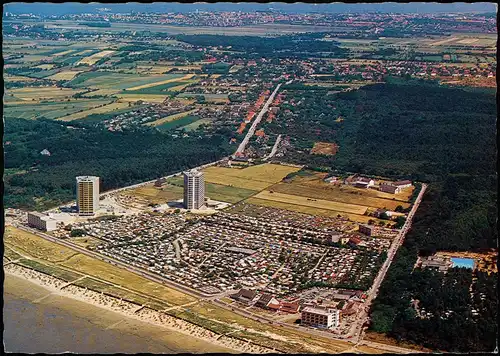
[76,176,100,216]
[183,169,205,209]
[27,211,57,231]
[301,306,340,329]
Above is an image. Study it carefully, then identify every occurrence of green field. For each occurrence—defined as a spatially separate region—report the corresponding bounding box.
[4,99,114,120]
[67,71,186,90]
[156,115,201,131]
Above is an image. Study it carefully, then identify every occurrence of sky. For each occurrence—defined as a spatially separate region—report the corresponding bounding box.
[3,2,498,16]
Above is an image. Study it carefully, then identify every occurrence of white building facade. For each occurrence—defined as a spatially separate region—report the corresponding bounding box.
[183,170,205,209]
[27,211,57,231]
[301,306,340,329]
[76,176,100,215]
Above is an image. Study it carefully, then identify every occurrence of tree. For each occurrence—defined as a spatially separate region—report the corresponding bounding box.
[395,205,404,212]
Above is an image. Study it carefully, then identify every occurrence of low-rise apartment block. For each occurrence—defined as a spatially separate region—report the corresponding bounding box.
[301,306,340,329]
[27,211,57,231]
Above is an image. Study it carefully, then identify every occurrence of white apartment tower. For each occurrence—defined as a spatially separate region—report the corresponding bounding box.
[76,176,100,215]
[183,170,205,209]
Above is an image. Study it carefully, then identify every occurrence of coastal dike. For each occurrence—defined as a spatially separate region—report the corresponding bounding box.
[4,263,276,354]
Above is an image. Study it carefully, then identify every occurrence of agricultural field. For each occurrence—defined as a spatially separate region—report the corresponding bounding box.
[124,74,195,91]
[76,50,116,65]
[269,182,411,210]
[56,101,130,121]
[146,109,199,127]
[4,99,114,120]
[6,86,86,101]
[46,70,85,81]
[68,71,186,90]
[252,190,369,215]
[155,115,201,131]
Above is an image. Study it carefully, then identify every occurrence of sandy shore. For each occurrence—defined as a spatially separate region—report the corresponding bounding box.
[4,263,276,354]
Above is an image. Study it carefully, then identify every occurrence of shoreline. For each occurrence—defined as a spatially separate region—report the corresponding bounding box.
[4,263,276,354]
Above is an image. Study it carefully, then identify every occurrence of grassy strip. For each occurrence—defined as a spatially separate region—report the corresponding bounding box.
[16,258,84,282]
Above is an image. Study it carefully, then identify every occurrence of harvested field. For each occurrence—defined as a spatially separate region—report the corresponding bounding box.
[60,253,197,306]
[269,183,411,210]
[56,101,130,121]
[145,109,199,127]
[204,164,301,184]
[310,141,339,155]
[8,86,86,101]
[252,190,368,215]
[126,184,184,204]
[77,50,116,65]
[47,70,85,81]
[35,64,56,69]
[4,99,112,120]
[4,226,78,263]
[52,49,75,57]
[116,94,169,103]
[3,75,37,82]
[125,74,195,91]
[245,197,377,223]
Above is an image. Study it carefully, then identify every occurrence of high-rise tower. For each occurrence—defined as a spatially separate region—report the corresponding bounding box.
[183,170,205,209]
[76,176,100,215]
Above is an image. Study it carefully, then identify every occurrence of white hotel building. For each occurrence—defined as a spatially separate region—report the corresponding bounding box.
[76,176,100,216]
[183,170,205,210]
[301,306,340,329]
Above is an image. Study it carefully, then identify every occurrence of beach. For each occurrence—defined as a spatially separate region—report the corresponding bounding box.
[4,264,274,354]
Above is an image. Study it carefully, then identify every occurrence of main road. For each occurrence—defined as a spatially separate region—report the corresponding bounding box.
[233,82,283,157]
[351,183,428,343]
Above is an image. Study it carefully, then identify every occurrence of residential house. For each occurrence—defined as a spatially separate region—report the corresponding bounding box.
[230,288,258,304]
[255,293,279,309]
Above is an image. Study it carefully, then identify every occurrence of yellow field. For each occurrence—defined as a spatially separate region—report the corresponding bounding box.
[47,70,84,81]
[136,65,173,74]
[270,183,411,210]
[8,87,86,101]
[82,88,120,97]
[35,64,56,69]
[205,163,300,183]
[4,74,37,82]
[70,49,95,56]
[125,184,184,203]
[61,254,196,306]
[169,80,198,92]
[245,197,376,223]
[57,101,129,121]
[116,94,169,103]
[145,109,198,127]
[77,50,115,65]
[125,74,195,91]
[203,172,272,191]
[52,49,75,57]
[4,226,78,263]
[253,190,368,215]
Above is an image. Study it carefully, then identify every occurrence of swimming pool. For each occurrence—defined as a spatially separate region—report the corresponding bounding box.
[451,257,475,269]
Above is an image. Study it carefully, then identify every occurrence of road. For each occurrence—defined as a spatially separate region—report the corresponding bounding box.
[234,83,282,157]
[350,183,428,342]
[263,134,282,161]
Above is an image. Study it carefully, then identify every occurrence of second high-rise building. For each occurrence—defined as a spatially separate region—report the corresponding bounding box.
[76,176,100,215]
[183,170,205,209]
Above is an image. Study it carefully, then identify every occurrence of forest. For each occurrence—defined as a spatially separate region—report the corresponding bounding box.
[4,118,232,210]
[175,34,348,57]
[262,81,497,351]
